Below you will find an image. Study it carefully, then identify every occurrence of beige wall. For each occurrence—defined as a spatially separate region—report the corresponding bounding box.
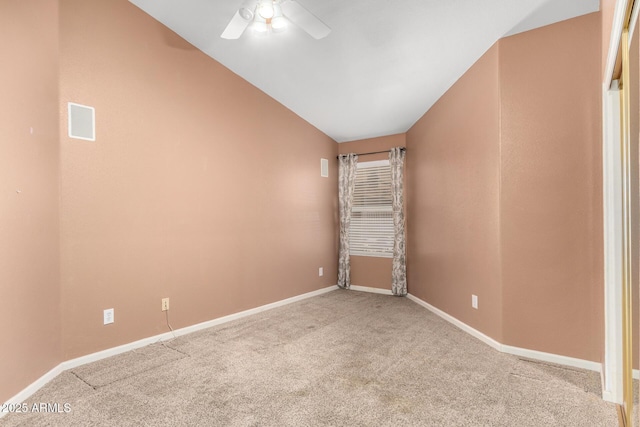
[0,0,621,405]
[601,0,617,79]
[0,0,61,403]
[406,44,503,340]
[407,13,603,361]
[499,13,603,362]
[57,0,337,360]
[338,134,406,291]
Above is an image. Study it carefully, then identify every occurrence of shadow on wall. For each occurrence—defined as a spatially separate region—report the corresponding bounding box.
[158,21,197,51]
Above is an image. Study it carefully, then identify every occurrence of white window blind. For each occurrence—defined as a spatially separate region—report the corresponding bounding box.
[349,160,393,258]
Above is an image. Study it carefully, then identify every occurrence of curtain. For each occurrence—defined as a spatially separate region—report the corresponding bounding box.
[338,154,358,289]
[389,147,407,296]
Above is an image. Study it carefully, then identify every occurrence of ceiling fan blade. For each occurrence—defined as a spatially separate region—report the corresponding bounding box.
[221,10,251,39]
[281,0,330,39]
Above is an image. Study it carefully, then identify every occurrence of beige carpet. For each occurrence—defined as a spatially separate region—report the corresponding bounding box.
[1,289,619,426]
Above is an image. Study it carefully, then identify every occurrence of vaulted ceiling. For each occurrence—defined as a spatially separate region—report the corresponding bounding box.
[129,0,600,142]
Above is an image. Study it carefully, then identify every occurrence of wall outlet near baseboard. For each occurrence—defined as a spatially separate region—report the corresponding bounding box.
[103,308,114,325]
[472,295,478,309]
[319,267,323,277]
[162,298,169,311]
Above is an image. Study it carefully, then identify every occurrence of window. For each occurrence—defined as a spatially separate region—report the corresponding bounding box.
[349,160,394,258]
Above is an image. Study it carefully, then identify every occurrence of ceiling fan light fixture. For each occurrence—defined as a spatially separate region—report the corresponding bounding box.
[258,1,274,19]
[271,4,286,31]
[253,20,269,35]
[221,0,330,40]
[271,16,287,32]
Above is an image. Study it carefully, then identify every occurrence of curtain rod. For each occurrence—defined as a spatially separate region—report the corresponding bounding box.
[336,147,406,159]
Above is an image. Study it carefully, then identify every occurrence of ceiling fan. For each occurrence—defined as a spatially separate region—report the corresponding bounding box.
[221,0,331,40]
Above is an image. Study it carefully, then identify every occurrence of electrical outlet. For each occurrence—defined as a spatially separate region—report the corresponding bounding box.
[162,298,169,311]
[103,308,114,325]
[472,295,478,309]
[319,267,323,277]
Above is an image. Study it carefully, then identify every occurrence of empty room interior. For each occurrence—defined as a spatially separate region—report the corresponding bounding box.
[2,0,640,425]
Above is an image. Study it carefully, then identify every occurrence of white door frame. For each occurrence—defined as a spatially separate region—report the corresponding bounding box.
[602,80,623,404]
[601,0,640,407]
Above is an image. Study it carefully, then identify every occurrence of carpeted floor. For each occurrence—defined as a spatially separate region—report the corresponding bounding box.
[0,289,620,426]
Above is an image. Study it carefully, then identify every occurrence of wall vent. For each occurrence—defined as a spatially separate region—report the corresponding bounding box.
[68,102,95,141]
[321,158,329,177]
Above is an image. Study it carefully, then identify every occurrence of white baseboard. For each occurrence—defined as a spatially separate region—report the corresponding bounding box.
[601,389,617,403]
[1,364,64,416]
[407,293,602,374]
[349,285,393,296]
[1,285,337,417]
[352,290,603,376]
[500,344,601,373]
[406,293,502,352]
[4,284,635,418]
[64,284,339,370]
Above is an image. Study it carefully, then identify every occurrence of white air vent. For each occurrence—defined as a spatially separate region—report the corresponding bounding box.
[68,102,95,141]
[321,158,329,177]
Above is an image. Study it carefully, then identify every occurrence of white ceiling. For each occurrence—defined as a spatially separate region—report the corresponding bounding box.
[129,0,600,142]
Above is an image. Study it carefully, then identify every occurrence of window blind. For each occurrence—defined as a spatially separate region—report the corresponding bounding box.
[349,161,393,258]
